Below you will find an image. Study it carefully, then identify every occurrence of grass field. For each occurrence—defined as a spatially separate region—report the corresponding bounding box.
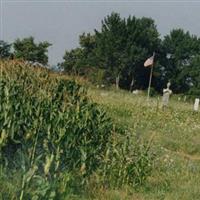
[87,88,200,200]
[1,61,200,200]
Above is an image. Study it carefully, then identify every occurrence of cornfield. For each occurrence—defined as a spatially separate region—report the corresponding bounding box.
[0,60,152,199]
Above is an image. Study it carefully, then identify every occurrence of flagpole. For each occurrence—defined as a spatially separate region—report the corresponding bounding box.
[147,52,155,102]
[147,63,153,101]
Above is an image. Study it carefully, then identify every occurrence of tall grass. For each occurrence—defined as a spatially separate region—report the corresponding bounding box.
[88,88,200,200]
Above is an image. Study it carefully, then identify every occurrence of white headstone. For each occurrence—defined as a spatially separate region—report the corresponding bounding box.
[162,89,172,106]
[162,81,172,107]
[132,89,139,95]
[194,98,199,111]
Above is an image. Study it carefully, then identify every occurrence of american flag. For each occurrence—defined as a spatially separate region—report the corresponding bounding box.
[144,53,155,67]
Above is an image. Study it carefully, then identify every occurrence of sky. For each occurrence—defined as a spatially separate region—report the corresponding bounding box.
[1,0,200,65]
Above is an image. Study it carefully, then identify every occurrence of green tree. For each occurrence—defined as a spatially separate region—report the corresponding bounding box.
[13,37,51,65]
[162,29,200,93]
[123,16,161,90]
[59,48,85,75]
[0,40,12,59]
[187,55,200,95]
[60,13,161,90]
[94,13,161,90]
[79,33,97,66]
[95,12,127,89]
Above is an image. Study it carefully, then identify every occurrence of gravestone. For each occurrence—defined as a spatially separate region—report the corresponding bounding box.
[132,89,139,95]
[194,98,199,112]
[162,82,172,107]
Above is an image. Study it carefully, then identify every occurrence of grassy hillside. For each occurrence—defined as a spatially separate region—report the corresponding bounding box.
[88,88,200,200]
[0,60,151,200]
[1,60,200,200]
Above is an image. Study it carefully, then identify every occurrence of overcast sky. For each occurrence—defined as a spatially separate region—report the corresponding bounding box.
[1,0,200,65]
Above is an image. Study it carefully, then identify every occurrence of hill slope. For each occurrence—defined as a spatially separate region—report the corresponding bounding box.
[88,88,200,200]
[1,60,200,200]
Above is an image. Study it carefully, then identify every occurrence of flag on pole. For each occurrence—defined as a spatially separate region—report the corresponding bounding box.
[144,53,155,67]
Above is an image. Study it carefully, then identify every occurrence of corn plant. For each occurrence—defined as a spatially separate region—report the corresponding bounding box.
[96,130,154,188]
[0,60,153,199]
[0,60,113,199]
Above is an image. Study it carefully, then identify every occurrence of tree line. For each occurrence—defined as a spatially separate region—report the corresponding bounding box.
[1,12,200,95]
[0,37,51,65]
